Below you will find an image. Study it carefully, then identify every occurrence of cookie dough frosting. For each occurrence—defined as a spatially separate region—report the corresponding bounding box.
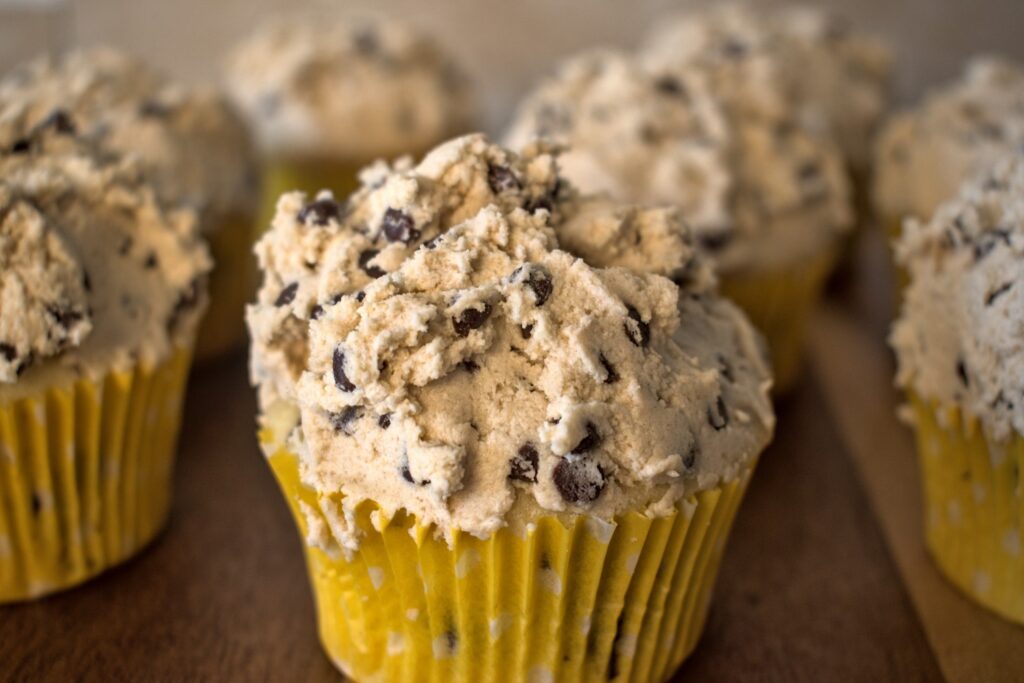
[250,134,772,548]
[891,153,1024,442]
[0,47,257,229]
[224,17,475,160]
[504,50,852,272]
[641,3,891,170]
[0,125,211,395]
[875,58,1024,223]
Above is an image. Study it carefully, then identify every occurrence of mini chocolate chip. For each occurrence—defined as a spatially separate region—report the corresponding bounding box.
[275,282,298,307]
[524,195,553,214]
[39,109,76,135]
[654,75,685,96]
[717,354,734,382]
[329,406,362,435]
[525,268,553,306]
[10,138,31,154]
[571,422,601,454]
[118,236,133,256]
[143,252,158,270]
[509,444,539,483]
[400,464,415,483]
[47,306,83,330]
[333,347,356,391]
[699,231,733,252]
[683,442,699,470]
[520,324,534,340]
[452,303,492,337]
[460,359,480,373]
[167,279,201,331]
[553,457,606,504]
[358,249,386,278]
[298,198,343,226]
[381,208,419,243]
[986,281,1014,305]
[624,306,650,348]
[0,342,15,362]
[599,354,619,384]
[378,413,392,429]
[355,291,366,302]
[707,397,728,431]
[422,234,443,250]
[487,163,521,193]
[956,358,969,386]
[310,304,324,320]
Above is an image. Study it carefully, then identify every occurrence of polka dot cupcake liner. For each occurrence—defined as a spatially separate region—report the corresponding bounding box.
[0,348,193,603]
[260,405,757,682]
[194,211,258,362]
[908,393,1024,624]
[719,246,838,395]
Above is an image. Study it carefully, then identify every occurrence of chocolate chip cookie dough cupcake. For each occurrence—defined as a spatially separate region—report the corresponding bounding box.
[224,17,475,237]
[505,51,852,392]
[0,47,259,361]
[875,58,1024,288]
[0,126,211,602]
[249,135,774,681]
[891,153,1024,623]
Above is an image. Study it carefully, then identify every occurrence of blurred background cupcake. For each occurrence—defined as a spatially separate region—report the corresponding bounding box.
[0,47,260,362]
[223,16,477,236]
[874,57,1024,289]
[249,134,774,681]
[504,47,852,393]
[0,124,210,602]
[890,152,1024,624]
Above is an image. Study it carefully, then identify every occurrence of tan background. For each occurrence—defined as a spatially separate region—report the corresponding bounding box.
[4,0,1024,131]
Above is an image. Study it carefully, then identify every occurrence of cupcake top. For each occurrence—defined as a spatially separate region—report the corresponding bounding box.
[641,3,891,171]
[250,134,774,549]
[875,58,1024,223]
[224,17,475,161]
[891,153,1024,442]
[0,47,258,229]
[504,50,852,272]
[0,124,211,397]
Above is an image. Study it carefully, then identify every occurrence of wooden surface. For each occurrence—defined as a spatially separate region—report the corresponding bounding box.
[0,341,947,681]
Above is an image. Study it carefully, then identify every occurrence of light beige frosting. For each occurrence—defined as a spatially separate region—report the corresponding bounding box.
[0,47,259,230]
[891,153,1024,442]
[642,3,891,171]
[504,50,852,272]
[0,128,211,397]
[249,134,774,550]
[875,57,1024,223]
[224,17,475,160]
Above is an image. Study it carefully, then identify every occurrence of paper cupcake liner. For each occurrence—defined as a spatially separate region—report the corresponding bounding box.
[0,349,193,603]
[908,393,1024,623]
[719,247,837,395]
[260,412,756,682]
[194,211,257,362]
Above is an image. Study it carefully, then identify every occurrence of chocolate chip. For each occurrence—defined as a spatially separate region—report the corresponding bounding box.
[986,281,1014,306]
[956,358,969,387]
[381,208,419,243]
[452,303,492,337]
[46,306,83,330]
[571,422,601,454]
[329,406,362,435]
[459,359,480,373]
[0,342,15,362]
[599,354,619,384]
[38,109,76,135]
[167,279,201,331]
[623,306,650,348]
[378,413,392,429]
[683,442,699,470]
[358,250,386,278]
[310,304,324,320]
[699,231,734,252]
[509,444,539,483]
[521,324,534,339]
[422,234,443,250]
[400,464,415,484]
[487,163,521,193]
[974,228,1012,261]
[275,282,298,307]
[654,75,686,97]
[707,397,728,431]
[333,347,356,391]
[355,291,366,302]
[298,198,343,226]
[525,268,553,306]
[552,457,606,504]
[143,252,158,270]
[10,138,31,154]
[118,236,133,256]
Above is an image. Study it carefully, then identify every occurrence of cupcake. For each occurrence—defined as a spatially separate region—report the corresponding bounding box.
[891,152,1024,623]
[504,50,852,392]
[0,47,260,361]
[249,134,774,680]
[875,58,1024,288]
[0,123,211,602]
[224,17,476,236]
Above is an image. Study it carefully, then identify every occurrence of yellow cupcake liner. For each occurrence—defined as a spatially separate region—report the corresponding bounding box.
[259,410,756,682]
[0,349,193,603]
[194,211,257,362]
[907,393,1024,623]
[719,247,838,395]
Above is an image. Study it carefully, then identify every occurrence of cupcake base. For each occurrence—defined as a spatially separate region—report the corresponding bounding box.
[194,212,257,363]
[0,349,192,603]
[260,408,756,682]
[908,394,1024,624]
[719,248,837,395]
